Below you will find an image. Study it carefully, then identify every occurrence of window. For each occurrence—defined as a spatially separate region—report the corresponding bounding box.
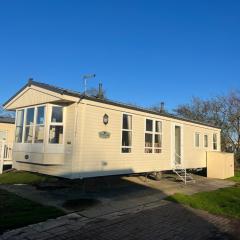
[0,131,7,141]
[121,114,132,153]
[49,106,64,144]
[51,106,63,123]
[213,133,217,150]
[15,106,46,144]
[195,132,200,148]
[24,108,35,143]
[145,119,162,153]
[15,109,25,143]
[204,134,208,148]
[34,106,45,143]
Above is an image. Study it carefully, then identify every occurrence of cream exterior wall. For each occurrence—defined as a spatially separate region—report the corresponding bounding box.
[71,99,221,178]
[5,85,78,110]
[207,152,234,179]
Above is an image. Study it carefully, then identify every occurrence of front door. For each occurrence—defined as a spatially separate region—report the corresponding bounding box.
[174,125,181,165]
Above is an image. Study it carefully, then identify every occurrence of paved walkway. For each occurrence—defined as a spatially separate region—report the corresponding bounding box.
[1,200,239,240]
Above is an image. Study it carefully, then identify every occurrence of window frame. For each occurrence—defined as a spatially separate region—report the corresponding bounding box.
[48,105,65,145]
[203,134,208,148]
[0,130,7,141]
[24,107,35,143]
[121,113,133,153]
[212,133,218,151]
[15,104,46,144]
[194,132,200,148]
[34,106,46,143]
[15,109,25,143]
[144,118,162,154]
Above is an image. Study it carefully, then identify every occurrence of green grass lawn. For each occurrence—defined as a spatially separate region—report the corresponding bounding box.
[166,171,240,219]
[0,171,57,185]
[0,189,64,233]
[230,170,240,183]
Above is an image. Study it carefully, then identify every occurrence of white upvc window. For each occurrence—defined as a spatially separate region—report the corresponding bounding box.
[49,106,64,144]
[15,106,46,144]
[35,106,45,143]
[15,109,25,143]
[194,132,200,148]
[145,119,162,153]
[0,130,7,141]
[24,107,35,143]
[213,133,218,150]
[204,134,208,148]
[121,114,132,153]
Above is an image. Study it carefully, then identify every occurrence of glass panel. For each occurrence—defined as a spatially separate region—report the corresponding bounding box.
[36,106,45,124]
[26,108,35,125]
[35,126,44,143]
[204,135,208,148]
[145,133,153,147]
[16,109,24,126]
[155,121,162,133]
[146,119,153,132]
[15,127,23,143]
[154,149,162,153]
[175,126,181,164]
[49,126,63,144]
[0,131,7,141]
[24,126,34,143]
[122,131,132,146]
[154,134,162,148]
[122,114,132,130]
[51,107,63,123]
[122,148,131,153]
[195,133,200,147]
[213,134,217,150]
[145,148,152,153]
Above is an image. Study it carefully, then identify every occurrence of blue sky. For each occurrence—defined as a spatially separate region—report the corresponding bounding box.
[0,0,240,111]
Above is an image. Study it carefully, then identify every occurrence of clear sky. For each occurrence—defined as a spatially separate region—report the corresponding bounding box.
[0,0,240,111]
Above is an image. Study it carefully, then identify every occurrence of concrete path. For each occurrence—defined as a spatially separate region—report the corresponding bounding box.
[1,200,239,240]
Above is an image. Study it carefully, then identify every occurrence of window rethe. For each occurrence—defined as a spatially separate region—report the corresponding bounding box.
[121,114,132,153]
[51,106,63,123]
[24,108,35,143]
[145,119,162,153]
[204,134,208,148]
[195,133,200,148]
[49,106,64,144]
[15,109,24,143]
[0,131,7,141]
[213,133,217,150]
[34,106,45,143]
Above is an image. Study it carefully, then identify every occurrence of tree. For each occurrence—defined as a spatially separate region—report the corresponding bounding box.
[0,105,15,118]
[174,91,240,166]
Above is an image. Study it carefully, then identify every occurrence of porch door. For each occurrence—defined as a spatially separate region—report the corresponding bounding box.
[175,126,181,165]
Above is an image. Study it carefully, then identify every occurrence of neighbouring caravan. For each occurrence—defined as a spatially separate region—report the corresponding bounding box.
[0,116,15,172]
[3,80,234,180]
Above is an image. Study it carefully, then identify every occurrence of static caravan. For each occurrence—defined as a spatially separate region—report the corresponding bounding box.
[3,80,234,180]
[0,116,15,172]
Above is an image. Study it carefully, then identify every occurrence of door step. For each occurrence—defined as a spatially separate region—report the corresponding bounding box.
[173,168,195,184]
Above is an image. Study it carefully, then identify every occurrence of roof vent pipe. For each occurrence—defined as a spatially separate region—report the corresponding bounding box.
[160,102,164,113]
